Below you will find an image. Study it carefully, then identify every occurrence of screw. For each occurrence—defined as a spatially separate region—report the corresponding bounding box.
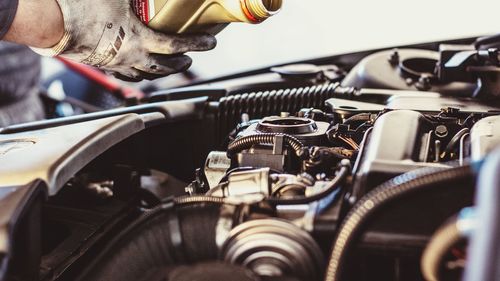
[388,49,399,65]
[435,125,448,138]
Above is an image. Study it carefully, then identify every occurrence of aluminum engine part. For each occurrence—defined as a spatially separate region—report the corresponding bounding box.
[470,116,500,161]
[341,48,475,96]
[239,116,330,146]
[233,116,329,172]
[353,110,448,196]
[204,151,231,188]
[209,168,271,197]
[220,219,324,280]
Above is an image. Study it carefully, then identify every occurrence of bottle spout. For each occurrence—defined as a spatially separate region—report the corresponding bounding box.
[241,0,283,22]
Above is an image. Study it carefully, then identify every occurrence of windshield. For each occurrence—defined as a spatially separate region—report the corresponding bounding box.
[189,0,499,80]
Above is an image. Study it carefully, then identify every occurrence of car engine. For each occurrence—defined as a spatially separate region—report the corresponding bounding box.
[1,36,500,281]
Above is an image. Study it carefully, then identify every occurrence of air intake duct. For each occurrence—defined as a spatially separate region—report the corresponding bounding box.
[77,202,224,281]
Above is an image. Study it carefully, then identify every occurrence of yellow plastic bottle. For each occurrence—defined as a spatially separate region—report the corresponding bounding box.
[132,0,283,34]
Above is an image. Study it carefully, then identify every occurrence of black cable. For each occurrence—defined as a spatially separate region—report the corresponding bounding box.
[443,128,470,157]
[266,160,351,205]
[218,167,258,184]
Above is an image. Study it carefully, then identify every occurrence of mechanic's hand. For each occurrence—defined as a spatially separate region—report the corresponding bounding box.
[31,0,216,81]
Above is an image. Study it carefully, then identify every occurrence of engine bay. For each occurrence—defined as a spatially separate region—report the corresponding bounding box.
[1,36,500,281]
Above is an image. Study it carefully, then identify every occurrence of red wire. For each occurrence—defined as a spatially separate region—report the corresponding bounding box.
[56,57,145,99]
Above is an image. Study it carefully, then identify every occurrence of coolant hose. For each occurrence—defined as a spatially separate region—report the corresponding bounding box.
[227,133,306,158]
[77,201,223,281]
[324,164,474,281]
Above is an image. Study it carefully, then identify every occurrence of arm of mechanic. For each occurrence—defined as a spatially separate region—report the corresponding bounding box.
[3,0,64,48]
[1,0,216,81]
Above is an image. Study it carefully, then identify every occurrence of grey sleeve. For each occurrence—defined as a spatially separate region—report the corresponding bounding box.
[0,0,18,39]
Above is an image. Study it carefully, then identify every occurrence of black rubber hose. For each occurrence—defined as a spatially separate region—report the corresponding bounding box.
[443,128,469,157]
[324,164,474,281]
[227,133,306,158]
[77,201,223,281]
[266,160,350,205]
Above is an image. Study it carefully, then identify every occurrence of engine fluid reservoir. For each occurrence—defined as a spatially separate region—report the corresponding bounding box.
[132,0,283,34]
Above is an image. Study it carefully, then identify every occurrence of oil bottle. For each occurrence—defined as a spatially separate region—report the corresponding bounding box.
[132,0,283,34]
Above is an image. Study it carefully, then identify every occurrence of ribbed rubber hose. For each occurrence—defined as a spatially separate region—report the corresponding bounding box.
[324,164,474,281]
[77,201,223,281]
[174,195,227,205]
[216,82,354,141]
[227,133,305,158]
[420,216,463,281]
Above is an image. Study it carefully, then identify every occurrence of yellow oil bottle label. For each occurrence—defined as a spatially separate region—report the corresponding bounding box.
[132,0,282,34]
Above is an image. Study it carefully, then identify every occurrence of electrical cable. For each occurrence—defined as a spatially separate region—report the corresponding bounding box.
[442,128,470,159]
